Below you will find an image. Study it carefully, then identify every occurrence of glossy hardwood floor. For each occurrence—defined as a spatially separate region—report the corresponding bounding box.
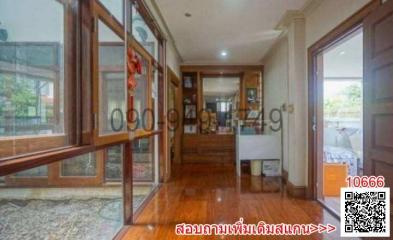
[122,164,343,240]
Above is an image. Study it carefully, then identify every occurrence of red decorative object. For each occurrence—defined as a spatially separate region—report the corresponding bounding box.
[127,48,142,91]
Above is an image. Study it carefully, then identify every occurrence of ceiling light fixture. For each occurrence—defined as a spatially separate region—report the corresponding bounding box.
[220,51,228,57]
[339,51,346,55]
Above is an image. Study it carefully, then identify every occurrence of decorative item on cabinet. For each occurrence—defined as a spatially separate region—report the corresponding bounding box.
[182,72,198,134]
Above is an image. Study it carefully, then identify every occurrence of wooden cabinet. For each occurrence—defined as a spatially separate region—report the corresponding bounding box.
[180,65,263,164]
[182,134,235,164]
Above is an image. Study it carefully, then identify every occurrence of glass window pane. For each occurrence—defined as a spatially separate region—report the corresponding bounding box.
[131,5,159,60]
[14,165,48,177]
[134,52,148,129]
[61,153,96,177]
[105,145,123,181]
[132,137,154,181]
[0,0,70,159]
[98,20,126,135]
[99,0,123,24]
[132,136,158,212]
[1,152,123,239]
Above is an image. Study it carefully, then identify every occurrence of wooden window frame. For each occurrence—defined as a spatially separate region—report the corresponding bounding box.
[92,1,129,146]
[96,0,125,26]
[0,0,78,160]
[0,0,167,230]
[4,150,104,187]
[128,0,166,186]
[130,39,154,138]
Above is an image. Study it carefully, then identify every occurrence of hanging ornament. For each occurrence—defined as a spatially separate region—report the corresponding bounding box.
[127,47,142,135]
[127,47,142,92]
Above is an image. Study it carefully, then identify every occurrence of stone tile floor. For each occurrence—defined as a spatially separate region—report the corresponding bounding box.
[0,196,145,240]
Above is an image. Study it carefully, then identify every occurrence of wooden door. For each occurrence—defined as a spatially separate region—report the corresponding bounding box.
[364,0,393,204]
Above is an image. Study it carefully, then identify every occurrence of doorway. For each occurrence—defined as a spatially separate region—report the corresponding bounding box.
[166,68,181,180]
[314,27,364,215]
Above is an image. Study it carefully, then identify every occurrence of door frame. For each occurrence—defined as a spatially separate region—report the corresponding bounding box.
[164,67,181,181]
[307,0,381,200]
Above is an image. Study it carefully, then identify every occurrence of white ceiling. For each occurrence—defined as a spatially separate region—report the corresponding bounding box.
[155,0,307,64]
[324,30,363,78]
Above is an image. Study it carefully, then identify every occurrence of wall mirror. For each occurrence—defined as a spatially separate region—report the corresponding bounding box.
[202,76,240,134]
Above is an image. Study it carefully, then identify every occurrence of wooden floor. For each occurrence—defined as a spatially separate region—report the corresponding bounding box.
[122,164,343,240]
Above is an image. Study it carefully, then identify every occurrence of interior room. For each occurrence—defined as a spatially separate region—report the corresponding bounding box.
[1,0,393,239]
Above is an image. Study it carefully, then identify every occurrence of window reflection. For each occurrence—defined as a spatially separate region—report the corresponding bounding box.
[132,136,158,212]
[98,20,126,135]
[134,51,148,129]
[105,145,123,181]
[131,5,159,60]
[61,153,96,177]
[0,149,123,239]
[132,137,154,181]
[0,0,69,159]
[202,77,240,134]
[98,0,124,24]
[15,165,48,177]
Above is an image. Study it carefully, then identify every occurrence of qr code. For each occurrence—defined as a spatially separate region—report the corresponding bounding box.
[340,188,390,237]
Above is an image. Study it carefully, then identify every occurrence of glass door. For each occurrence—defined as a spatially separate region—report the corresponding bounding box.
[316,27,364,215]
[130,42,159,214]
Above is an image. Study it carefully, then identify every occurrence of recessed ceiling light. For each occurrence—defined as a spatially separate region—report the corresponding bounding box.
[220,51,228,57]
[185,12,192,17]
[339,51,346,55]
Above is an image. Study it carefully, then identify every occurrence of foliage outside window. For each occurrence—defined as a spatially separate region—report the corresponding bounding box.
[324,82,362,119]
[0,0,73,160]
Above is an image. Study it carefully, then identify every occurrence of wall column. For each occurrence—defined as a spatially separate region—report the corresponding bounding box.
[280,12,307,196]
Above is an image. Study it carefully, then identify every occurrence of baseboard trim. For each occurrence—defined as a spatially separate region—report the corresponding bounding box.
[286,180,306,199]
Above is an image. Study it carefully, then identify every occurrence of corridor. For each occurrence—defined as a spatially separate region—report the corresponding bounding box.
[122,164,341,239]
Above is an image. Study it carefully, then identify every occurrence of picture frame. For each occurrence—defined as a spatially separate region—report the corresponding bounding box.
[247,88,257,103]
[184,76,193,88]
[247,110,260,119]
[184,124,197,134]
[184,104,196,119]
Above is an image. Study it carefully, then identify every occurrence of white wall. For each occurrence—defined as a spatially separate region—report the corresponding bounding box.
[262,0,373,187]
[287,17,307,187]
[166,41,181,77]
[303,0,371,185]
[263,36,289,171]
[305,0,370,48]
